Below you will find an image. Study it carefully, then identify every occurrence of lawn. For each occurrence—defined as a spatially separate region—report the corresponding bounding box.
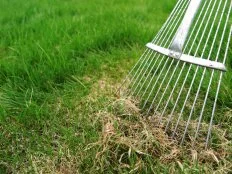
[0,0,231,173]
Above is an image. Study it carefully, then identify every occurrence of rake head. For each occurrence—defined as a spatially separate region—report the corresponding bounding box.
[119,0,232,148]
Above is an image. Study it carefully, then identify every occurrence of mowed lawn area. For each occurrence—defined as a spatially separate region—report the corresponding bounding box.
[0,0,231,173]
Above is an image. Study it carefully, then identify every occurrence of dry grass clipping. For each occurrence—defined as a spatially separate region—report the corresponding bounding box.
[85,78,232,173]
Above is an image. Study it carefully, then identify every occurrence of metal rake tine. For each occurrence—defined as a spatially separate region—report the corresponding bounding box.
[130,50,164,94]
[131,0,189,97]
[205,74,223,148]
[156,0,209,122]
[205,22,232,149]
[117,49,149,93]
[117,0,181,93]
[140,55,169,104]
[141,1,190,110]
[131,51,159,96]
[195,23,232,144]
[181,0,229,145]
[165,0,216,132]
[171,66,200,138]
[127,49,153,90]
[121,31,163,93]
[128,1,183,93]
[164,64,192,132]
[161,63,186,127]
[193,71,215,143]
[130,0,188,95]
[146,59,175,114]
[153,60,181,114]
[180,67,209,144]
[150,0,185,45]
[160,0,209,126]
[150,0,184,45]
[133,53,159,97]
[172,0,220,138]
[130,50,156,95]
[138,0,190,103]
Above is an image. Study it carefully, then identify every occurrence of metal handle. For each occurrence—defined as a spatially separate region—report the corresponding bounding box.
[170,0,203,54]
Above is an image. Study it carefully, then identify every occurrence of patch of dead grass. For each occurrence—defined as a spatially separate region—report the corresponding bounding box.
[84,77,232,173]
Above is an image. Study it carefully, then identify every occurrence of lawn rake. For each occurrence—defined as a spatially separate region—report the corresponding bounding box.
[119,0,232,148]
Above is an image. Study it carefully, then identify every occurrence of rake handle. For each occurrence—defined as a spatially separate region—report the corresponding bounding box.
[170,0,203,54]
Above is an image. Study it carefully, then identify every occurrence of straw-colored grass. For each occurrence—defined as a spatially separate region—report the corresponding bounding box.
[82,77,231,173]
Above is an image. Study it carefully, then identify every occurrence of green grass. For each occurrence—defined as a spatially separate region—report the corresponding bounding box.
[0,0,231,173]
[0,0,172,116]
[0,0,174,172]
